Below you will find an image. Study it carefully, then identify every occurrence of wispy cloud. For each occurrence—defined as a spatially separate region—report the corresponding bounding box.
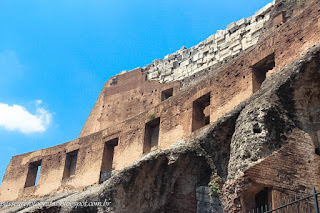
[35,100,42,105]
[0,101,52,134]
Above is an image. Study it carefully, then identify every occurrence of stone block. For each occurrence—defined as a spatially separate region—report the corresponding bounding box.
[228,31,242,41]
[229,39,241,49]
[172,61,179,69]
[251,31,261,40]
[227,22,239,34]
[216,30,226,42]
[167,62,174,69]
[264,12,271,21]
[180,59,190,67]
[202,46,210,53]
[236,18,247,27]
[211,59,218,66]
[192,64,197,70]
[176,54,182,61]
[246,16,254,24]
[232,44,242,52]
[163,69,172,75]
[172,71,182,79]
[167,54,176,61]
[147,72,157,79]
[218,41,230,51]
[213,44,218,52]
[242,38,252,50]
[193,53,200,62]
[220,50,231,58]
[219,49,231,61]
[164,75,173,82]
[251,21,265,34]
[232,49,241,56]
[202,57,207,63]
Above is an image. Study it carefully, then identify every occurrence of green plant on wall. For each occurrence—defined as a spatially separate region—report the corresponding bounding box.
[208,181,221,197]
[148,114,155,121]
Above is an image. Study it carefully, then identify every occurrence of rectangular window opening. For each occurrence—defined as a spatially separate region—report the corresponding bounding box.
[252,53,275,93]
[101,138,118,174]
[204,116,210,126]
[35,165,41,186]
[110,77,118,86]
[314,130,320,155]
[192,93,211,132]
[255,188,270,209]
[100,138,119,183]
[24,160,42,188]
[143,117,160,154]
[63,150,78,179]
[161,88,173,101]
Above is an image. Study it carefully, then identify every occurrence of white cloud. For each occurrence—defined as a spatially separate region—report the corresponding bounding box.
[0,102,52,134]
[35,100,42,105]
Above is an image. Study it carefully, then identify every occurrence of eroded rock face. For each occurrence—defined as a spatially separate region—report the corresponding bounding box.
[98,151,212,213]
[222,45,320,212]
[227,79,294,182]
[293,54,320,149]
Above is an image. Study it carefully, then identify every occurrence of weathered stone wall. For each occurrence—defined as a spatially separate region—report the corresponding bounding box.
[0,0,319,207]
[2,43,319,212]
[79,68,181,138]
[0,134,105,202]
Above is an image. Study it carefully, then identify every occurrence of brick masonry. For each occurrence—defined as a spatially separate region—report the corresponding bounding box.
[0,0,319,206]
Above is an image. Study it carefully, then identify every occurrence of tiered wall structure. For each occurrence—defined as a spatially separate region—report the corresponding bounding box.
[0,1,319,211]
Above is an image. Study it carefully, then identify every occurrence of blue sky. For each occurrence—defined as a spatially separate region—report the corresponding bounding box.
[0,0,272,184]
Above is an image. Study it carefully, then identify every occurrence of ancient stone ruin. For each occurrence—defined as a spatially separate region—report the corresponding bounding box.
[0,0,320,212]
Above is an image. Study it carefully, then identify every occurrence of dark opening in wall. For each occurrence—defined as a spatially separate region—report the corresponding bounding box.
[63,150,78,179]
[110,77,118,86]
[161,88,173,101]
[143,117,160,154]
[314,130,320,156]
[25,160,42,188]
[253,123,262,133]
[101,138,118,174]
[100,138,119,183]
[255,188,270,209]
[315,147,320,156]
[192,93,211,132]
[252,53,275,93]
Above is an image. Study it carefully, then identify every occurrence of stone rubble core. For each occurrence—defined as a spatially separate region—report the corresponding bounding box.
[0,0,319,212]
[142,1,275,83]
